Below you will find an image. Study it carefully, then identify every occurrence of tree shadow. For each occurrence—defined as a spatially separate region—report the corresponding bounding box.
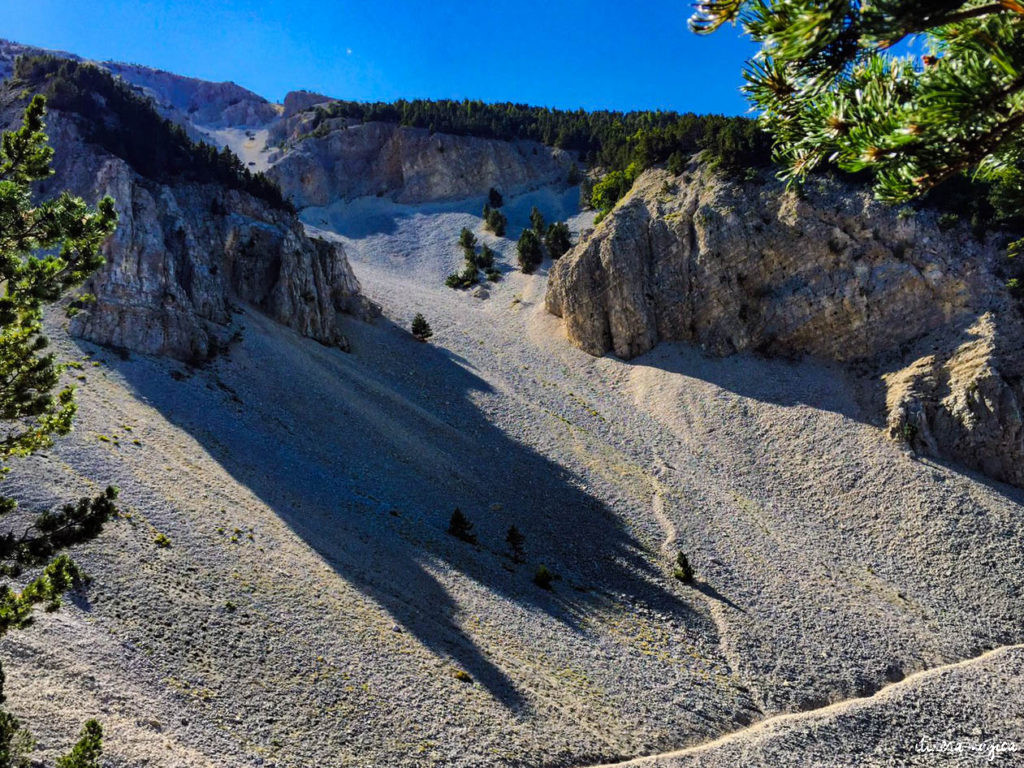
[692,581,745,614]
[83,309,700,711]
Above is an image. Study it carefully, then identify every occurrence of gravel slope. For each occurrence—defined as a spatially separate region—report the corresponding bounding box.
[3,189,1022,767]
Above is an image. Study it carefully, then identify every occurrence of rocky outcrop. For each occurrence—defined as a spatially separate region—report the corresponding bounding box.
[884,312,1024,486]
[104,62,280,128]
[547,165,1024,486]
[0,39,278,130]
[4,88,372,361]
[282,90,334,118]
[267,116,573,205]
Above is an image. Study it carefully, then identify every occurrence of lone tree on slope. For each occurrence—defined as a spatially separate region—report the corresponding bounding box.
[411,313,433,341]
[691,1,1024,211]
[505,525,526,563]
[0,95,119,766]
[447,508,477,544]
[529,206,546,236]
[517,228,543,274]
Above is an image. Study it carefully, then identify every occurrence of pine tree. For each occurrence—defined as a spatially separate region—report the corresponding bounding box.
[691,1,1024,207]
[517,229,543,274]
[56,720,103,768]
[447,509,476,544]
[673,552,694,584]
[0,95,118,766]
[484,207,507,237]
[411,313,433,341]
[505,525,526,563]
[544,222,572,260]
[529,206,546,236]
[476,244,496,270]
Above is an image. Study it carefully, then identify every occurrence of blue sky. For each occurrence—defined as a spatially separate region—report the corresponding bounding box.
[2,0,757,114]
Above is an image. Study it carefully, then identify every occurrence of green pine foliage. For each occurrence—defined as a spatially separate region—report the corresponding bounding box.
[529,206,546,236]
[0,94,118,768]
[544,222,572,260]
[411,313,433,341]
[690,1,1024,217]
[517,229,543,274]
[673,552,694,584]
[56,720,103,768]
[484,207,507,236]
[296,98,770,177]
[458,227,478,254]
[591,161,643,215]
[448,229,502,288]
[476,244,496,270]
[13,55,294,212]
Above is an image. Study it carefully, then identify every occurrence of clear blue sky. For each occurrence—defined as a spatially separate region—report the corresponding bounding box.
[2,0,757,114]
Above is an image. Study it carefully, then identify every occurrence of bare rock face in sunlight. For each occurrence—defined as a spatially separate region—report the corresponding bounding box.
[884,312,1024,487]
[266,112,574,205]
[103,62,281,128]
[0,39,278,131]
[282,89,335,118]
[548,166,1024,486]
[4,96,373,361]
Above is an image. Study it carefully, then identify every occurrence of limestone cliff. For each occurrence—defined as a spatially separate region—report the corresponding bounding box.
[266,113,574,205]
[0,39,277,130]
[547,165,1024,486]
[2,72,372,361]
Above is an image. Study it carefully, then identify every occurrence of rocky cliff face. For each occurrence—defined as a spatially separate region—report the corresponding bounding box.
[3,87,372,361]
[547,165,1024,486]
[104,62,280,129]
[267,114,574,205]
[0,39,278,131]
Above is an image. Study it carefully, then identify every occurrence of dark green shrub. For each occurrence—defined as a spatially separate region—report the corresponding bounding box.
[530,206,546,236]
[533,564,555,590]
[476,244,496,270]
[591,162,642,213]
[459,262,480,286]
[484,207,507,237]
[56,720,103,768]
[447,509,477,544]
[517,229,542,273]
[411,313,433,341]
[545,222,572,259]
[673,552,693,584]
[667,151,687,176]
[459,227,478,259]
[485,268,502,282]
